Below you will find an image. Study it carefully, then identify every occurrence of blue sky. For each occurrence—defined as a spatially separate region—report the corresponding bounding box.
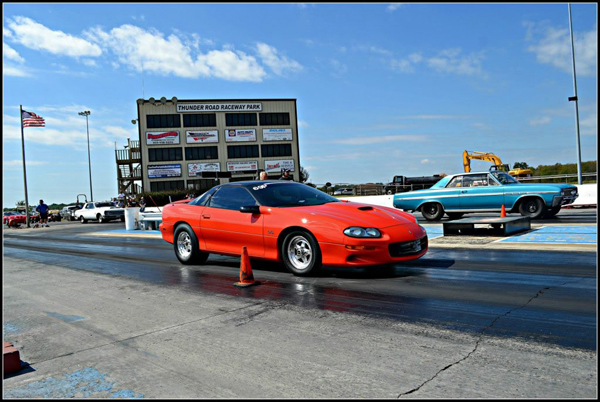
[3,3,597,207]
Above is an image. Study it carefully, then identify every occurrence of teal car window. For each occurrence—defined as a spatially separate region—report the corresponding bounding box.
[491,171,518,184]
[446,176,463,188]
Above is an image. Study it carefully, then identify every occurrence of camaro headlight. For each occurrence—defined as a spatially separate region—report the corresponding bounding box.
[343,227,381,238]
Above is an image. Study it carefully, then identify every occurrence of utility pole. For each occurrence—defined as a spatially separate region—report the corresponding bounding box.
[568,3,583,185]
[19,105,31,227]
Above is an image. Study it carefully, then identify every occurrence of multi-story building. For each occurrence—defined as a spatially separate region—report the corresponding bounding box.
[126,97,300,195]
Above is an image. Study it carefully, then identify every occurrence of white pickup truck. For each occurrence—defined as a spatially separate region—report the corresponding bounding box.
[73,201,125,223]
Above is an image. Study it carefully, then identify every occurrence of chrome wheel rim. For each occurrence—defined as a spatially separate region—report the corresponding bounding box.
[287,236,312,271]
[177,231,192,259]
[525,201,538,214]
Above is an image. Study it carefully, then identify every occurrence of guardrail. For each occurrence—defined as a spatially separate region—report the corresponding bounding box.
[516,172,596,183]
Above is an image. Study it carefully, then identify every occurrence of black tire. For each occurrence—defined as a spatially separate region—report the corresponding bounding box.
[518,198,545,219]
[97,214,104,223]
[544,206,561,218]
[386,189,394,195]
[446,213,464,220]
[421,203,444,221]
[79,216,87,224]
[281,230,322,276]
[173,224,209,265]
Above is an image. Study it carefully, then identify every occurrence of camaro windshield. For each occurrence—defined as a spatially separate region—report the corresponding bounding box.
[491,171,518,184]
[250,182,340,207]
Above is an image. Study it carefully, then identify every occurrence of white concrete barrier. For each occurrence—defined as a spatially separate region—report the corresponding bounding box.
[573,184,597,206]
[124,207,140,230]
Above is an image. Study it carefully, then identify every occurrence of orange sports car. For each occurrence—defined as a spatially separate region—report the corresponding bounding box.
[160,181,428,276]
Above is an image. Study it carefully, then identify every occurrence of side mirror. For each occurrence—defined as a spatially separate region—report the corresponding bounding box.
[240,205,261,214]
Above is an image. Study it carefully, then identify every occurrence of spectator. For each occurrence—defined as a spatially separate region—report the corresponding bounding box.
[279,169,294,181]
[259,170,268,180]
[139,197,147,212]
[36,199,50,227]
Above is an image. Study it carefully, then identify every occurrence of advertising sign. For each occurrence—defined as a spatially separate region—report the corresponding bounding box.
[148,164,182,178]
[227,161,258,172]
[146,131,180,145]
[225,129,256,142]
[263,128,293,141]
[177,103,262,113]
[186,130,218,144]
[188,162,221,177]
[264,159,295,173]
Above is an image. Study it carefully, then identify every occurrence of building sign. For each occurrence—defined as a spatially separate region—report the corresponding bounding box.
[177,103,262,113]
[263,128,293,141]
[188,162,220,177]
[264,159,295,173]
[227,161,258,172]
[148,164,182,178]
[186,130,218,144]
[146,131,180,145]
[225,129,256,142]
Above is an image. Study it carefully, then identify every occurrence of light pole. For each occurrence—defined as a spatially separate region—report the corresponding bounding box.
[567,3,583,185]
[79,110,94,202]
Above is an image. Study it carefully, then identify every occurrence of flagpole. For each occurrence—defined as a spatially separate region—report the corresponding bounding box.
[20,105,31,228]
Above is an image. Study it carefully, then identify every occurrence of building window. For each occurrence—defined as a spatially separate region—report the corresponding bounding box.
[225,113,257,126]
[260,112,290,126]
[148,147,183,162]
[183,114,217,127]
[185,146,218,160]
[150,180,185,192]
[227,145,259,159]
[146,114,181,129]
[261,144,292,157]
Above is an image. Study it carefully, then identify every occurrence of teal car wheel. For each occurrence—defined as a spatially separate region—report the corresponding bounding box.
[421,203,444,221]
[518,198,545,219]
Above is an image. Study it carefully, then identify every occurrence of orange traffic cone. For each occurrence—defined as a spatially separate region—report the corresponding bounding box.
[500,204,507,217]
[234,246,261,288]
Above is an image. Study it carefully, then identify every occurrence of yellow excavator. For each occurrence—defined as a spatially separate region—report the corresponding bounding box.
[462,151,533,177]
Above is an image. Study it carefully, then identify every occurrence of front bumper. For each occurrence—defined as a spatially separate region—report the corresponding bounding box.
[552,194,579,207]
[320,223,428,266]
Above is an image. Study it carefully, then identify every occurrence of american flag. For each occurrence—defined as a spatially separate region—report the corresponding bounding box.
[22,110,45,127]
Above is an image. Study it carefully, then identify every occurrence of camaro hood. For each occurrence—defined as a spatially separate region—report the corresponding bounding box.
[284,201,417,228]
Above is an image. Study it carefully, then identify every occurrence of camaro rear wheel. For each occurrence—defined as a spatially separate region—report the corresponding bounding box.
[519,198,545,219]
[281,231,322,276]
[174,224,209,265]
[421,203,444,221]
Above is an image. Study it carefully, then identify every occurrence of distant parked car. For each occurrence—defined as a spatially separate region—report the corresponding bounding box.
[393,170,579,221]
[60,205,79,221]
[334,188,355,196]
[48,209,62,222]
[4,211,26,226]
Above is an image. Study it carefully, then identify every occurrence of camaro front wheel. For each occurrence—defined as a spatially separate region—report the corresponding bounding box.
[173,224,209,265]
[281,231,322,276]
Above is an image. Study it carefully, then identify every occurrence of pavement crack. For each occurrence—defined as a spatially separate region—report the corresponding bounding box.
[27,301,268,366]
[397,284,553,398]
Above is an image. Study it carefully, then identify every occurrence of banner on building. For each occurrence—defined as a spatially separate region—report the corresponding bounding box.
[263,128,293,141]
[177,103,262,113]
[264,159,295,173]
[186,130,218,144]
[146,131,180,145]
[148,164,182,178]
[227,161,258,172]
[188,162,221,177]
[225,128,256,142]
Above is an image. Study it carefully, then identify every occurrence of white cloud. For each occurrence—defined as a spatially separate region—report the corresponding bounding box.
[332,134,427,145]
[3,65,30,77]
[7,16,102,58]
[3,42,25,62]
[387,4,404,13]
[525,21,597,76]
[255,42,303,76]
[3,160,47,167]
[391,48,486,77]
[421,159,430,163]
[530,116,552,126]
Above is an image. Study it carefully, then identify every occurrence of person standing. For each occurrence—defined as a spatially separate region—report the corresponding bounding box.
[259,170,268,180]
[279,169,294,181]
[36,199,50,227]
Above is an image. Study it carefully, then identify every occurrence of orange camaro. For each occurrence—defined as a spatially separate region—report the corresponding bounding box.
[160,181,428,276]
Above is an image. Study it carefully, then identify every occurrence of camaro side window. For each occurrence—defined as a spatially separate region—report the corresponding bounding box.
[207,186,257,211]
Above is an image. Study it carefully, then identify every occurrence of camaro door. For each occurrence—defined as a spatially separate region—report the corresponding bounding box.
[458,174,504,210]
[200,186,265,257]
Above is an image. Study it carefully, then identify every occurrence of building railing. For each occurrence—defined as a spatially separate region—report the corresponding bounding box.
[116,149,141,162]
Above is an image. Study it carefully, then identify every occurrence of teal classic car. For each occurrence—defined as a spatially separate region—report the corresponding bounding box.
[393,171,578,221]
